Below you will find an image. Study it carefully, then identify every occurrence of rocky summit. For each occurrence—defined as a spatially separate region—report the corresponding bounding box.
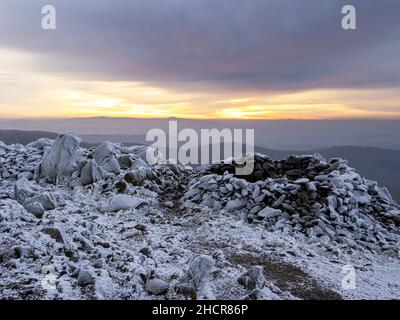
[0,134,399,300]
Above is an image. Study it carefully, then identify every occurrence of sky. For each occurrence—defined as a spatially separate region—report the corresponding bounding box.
[0,0,400,120]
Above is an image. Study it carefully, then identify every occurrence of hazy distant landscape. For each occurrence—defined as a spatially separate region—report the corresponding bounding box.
[2,118,400,151]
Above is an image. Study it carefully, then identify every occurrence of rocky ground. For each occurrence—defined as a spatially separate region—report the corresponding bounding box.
[0,134,399,300]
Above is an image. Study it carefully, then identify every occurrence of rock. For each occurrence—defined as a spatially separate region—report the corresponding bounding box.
[27,138,53,150]
[377,187,392,203]
[14,178,38,203]
[249,205,263,215]
[115,180,128,193]
[41,227,64,243]
[139,247,151,257]
[225,198,246,212]
[351,190,372,205]
[294,178,309,184]
[314,175,329,182]
[124,168,150,185]
[104,194,146,212]
[24,202,45,218]
[174,283,196,298]
[94,142,120,174]
[164,201,174,209]
[184,188,202,199]
[77,269,96,287]
[93,258,105,269]
[201,195,215,208]
[188,255,214,296]
[13,246,33,259]
[389,210,400,224]
[146,278,169,295]
[0,248,17,263]
[40,134,81,182]
[271,195,285,208]
[258,207,282,219]
[306,182,317,192]
[238,266,266,290]
[131,157,149,170]
[27,193,55,211]
[80,160,102,185]
[118,155,133,169]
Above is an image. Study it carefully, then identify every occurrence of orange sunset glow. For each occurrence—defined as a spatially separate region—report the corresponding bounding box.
[1,48,400,120]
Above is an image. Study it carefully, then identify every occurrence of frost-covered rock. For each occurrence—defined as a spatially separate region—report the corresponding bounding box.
[0,141,9,157]
[146,278,169,295]
[102,194,147,212]
[238,266,266,290]
[27,138,53,150]
[225,198,246,212]
[14,178,39,203]
[41,227,63,243]
[188,255,214,297]
[258,207,282,219]
[131,157,149,170]
[94,142,120,174]
[40,134,81,182]
[27,194,55,211]
[77,269,96,287]
[24,201,45,218]
[13,179,55,217]
[117,155,133,169]
[80,160,102,185]
[377,187,393,203]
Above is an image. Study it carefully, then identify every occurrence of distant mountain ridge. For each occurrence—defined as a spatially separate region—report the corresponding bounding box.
[0,129,58,145]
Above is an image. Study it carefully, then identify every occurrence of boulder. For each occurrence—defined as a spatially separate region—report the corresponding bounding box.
[80,160,102,185]
[24,202,45,218]
[14,178,38,203]
[188,255,214,297]
[40,134,81,182]
[94,142,120,174]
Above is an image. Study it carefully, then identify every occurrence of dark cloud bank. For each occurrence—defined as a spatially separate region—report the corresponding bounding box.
[0,0,399,92]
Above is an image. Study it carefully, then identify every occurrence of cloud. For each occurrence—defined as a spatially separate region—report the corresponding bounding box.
[0,0,399,93]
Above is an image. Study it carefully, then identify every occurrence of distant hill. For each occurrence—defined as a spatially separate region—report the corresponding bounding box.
[1,129,399,202]
[0,129,58,145]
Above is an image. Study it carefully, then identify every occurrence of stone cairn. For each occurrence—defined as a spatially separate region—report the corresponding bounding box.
[183,153,400,251]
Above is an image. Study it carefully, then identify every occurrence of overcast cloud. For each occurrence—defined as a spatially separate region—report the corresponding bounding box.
[0,0,399,93]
